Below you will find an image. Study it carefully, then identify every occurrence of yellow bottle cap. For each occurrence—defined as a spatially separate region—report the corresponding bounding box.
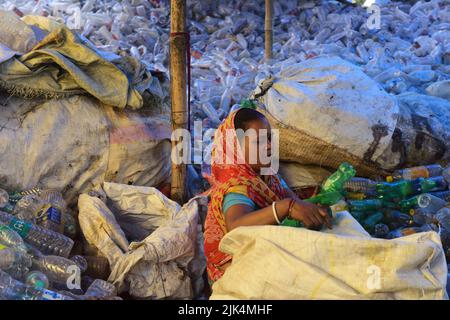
[409,209,415,216]
[386,176,393,182]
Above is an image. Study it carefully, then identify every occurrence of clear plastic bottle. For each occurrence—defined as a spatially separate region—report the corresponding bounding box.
[25,271,49,290]
[0,224,28,253]
[12,194,45,222]
[32,255,81,286]
[85,279,117,298]
[400,193,447,213]
[0,189,9,209]
[0,211,74,258]
[435,207,450,231]
[410,207,438,226]
[388,164,443,181]
[344,177,377,196]
[387,224,435,239]
[430,191,450,202]
[443,166,450,184]
[0,270,73,300]
[0,245,32,275]
[71,255,88,273]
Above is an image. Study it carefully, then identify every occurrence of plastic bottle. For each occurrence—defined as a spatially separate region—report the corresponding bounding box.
[0,211,74,258]
[361,212,384,233]
[8,187,41,204]
[435,207,450,231]
[443,166,450,184]
[350,211,367,223]
[38,190,67,233]
[0,189,9,208]
[320,163,356,194]
[349,199,387,212]
[376,177,447,200]
[387,224,435,239]
[346,192,367,200]
[387,164,443,181]
[71,255,88,273]
[430,190,450,202]
[399,193,447,213]
[0,224,28,253]
[373,223,390,238]
[304,191,343,206]
[12,194,45,222]
[0,245,32,274]
[32,255,81,286]
[84,256,111,280]
[25,271,49,290]
[85,279,117,298]
[382,209,413,229]
[0,270,73,300]
[410,208,437,226]
[343,177,377,196]
[282,206,334,228]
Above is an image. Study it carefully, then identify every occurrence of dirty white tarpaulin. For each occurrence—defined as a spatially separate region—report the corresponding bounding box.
[78,182,207,299]
[0,94,172,206]
[210,211,449,300]
[253,55,399,176]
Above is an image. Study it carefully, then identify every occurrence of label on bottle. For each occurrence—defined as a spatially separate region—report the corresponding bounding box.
[405,167,429,180]
[41,289,64,300]
[36,206,61,225]
[8,218,31,238]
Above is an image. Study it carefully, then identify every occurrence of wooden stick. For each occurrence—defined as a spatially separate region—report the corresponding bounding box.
[170,0,187,204]
[265,0,273,61]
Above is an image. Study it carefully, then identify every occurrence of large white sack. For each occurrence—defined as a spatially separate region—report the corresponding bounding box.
[210,211,448,300]
[78,182,207,299]
[256,56,399,165]
[375,92,450,169]
[278,162,332,189]
[0,94,171,206]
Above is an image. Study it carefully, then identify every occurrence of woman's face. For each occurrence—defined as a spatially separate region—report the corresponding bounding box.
[239,118,272,173]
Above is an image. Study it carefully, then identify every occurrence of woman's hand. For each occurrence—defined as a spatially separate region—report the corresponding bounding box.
[289,200,333,230]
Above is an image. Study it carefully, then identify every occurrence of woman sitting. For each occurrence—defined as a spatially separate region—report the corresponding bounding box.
[204,107,332,284]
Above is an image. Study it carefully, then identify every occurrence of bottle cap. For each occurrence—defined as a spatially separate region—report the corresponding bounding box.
[409,209,415,216]
[386,176,393,183]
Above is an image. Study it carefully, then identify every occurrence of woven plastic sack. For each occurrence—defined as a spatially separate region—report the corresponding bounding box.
[78,182,207,299]
[0,94,171,206]
[253,56,398,177]
[210,211,448,300]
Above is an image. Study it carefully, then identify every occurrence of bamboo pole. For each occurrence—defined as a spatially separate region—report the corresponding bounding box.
[169,0,187,204]
[265,0,273,61]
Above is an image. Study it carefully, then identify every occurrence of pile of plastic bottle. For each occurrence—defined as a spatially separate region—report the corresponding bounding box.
[284,162,450,294]
[0,188,120,300]
[0,0,448,131]
[337,164,450,261]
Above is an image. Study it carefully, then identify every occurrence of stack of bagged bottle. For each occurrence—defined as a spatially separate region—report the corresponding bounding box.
[283,163,450,263]
[0,187,120,300]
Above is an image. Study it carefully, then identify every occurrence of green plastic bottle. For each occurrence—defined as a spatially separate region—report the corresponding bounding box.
[377,177,446,201]
[304,191,343,206]
[349,199,384,212]
[321,163,356,194]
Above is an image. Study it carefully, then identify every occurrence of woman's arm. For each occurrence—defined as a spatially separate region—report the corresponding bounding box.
[225,197,331,231]
[225,198,291,231]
